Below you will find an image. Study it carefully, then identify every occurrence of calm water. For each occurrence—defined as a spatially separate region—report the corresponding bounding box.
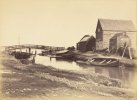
[35,55,136,85]
[16,48,136,85]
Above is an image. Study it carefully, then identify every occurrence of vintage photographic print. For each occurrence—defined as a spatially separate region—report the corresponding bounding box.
[0,0,137,100]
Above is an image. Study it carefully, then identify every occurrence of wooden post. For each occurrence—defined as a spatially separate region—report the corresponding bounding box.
[122,42,127,58]
[128,47,132,59]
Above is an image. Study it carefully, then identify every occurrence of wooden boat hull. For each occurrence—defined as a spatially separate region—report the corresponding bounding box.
[88,57,119,67]
[14,52,32,59]
[55,50,69,56]
[54,56,63,59]
[55,51,75,60]
[55,56,74,60]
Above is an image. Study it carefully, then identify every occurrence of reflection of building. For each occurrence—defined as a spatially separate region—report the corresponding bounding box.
[95,67,109,77]
[95,19,137,50]
[95,67,103,74]
[89,67,95,73]
[102,68,109,77]
[108,67,120,79]
[77,35,96,52]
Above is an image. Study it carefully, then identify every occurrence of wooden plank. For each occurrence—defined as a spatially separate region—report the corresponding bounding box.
[128,47,132,59]
[106,60,112,63]
[122,43,127,58]
[99,60,106,64]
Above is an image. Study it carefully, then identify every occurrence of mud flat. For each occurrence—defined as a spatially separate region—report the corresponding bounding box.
[0,52,136,100]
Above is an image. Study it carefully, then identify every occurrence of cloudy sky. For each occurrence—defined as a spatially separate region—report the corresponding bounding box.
[0,0,136,47]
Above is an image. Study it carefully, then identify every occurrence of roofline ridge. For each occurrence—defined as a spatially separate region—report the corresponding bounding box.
[98,18,133,21]
[102,30,137,32]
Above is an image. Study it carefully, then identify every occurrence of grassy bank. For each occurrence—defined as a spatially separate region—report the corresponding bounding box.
[0,52,136,100]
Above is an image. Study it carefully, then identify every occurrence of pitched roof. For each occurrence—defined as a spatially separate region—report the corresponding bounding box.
[80,35,90,42]
[98,19,137,31]
[78,35,95,43]
[110,33,128,39]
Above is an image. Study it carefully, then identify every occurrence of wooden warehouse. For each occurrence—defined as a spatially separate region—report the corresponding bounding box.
[95,19,137,51]
[77,35,95,52]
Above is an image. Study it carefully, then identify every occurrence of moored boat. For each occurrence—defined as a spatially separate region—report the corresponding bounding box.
[88,57,119,67]
[55,50,69,56]
[55,50,75,60]
[18,55,36,64]
[14,52,32,59]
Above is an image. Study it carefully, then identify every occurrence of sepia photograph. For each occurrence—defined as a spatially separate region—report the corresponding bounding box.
[0,0,137,100]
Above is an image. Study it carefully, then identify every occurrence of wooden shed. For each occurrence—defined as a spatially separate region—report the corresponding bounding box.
[109,33,131,53]
[77,35,95,52]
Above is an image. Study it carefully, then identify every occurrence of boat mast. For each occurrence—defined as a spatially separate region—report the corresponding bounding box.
[18,33,21,52]
[18,33,20,46]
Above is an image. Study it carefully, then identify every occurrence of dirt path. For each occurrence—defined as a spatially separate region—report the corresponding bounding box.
[0,52,136,100]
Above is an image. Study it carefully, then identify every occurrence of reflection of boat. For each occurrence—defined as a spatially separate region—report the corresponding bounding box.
[76,60,90,65]
[88,57,119,67]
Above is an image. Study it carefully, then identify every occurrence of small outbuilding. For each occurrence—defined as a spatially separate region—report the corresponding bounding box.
[77,35,96,52]
[109,33,131,53]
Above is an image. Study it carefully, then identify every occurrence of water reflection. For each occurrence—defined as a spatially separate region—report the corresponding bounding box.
[35,55,135,86]
[35,55,82,71]
[16,48,135,86]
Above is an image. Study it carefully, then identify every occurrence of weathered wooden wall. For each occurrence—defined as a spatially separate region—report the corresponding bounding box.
[103,31,137,50]
[95,22,103,50]
[77,42,87,52]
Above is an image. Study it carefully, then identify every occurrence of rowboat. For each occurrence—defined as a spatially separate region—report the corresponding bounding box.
[88,57,119,67]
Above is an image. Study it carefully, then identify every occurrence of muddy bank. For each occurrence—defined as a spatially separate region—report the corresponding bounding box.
[0,53,136,100]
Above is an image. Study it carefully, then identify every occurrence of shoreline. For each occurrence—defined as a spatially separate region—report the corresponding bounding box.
[72,50,136,67]
[0,52,136,99]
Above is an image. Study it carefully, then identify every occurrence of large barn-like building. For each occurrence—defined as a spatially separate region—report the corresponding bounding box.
[95,19,137,51]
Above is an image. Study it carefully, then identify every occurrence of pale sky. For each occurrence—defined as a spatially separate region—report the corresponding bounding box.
[0,0,136,47]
